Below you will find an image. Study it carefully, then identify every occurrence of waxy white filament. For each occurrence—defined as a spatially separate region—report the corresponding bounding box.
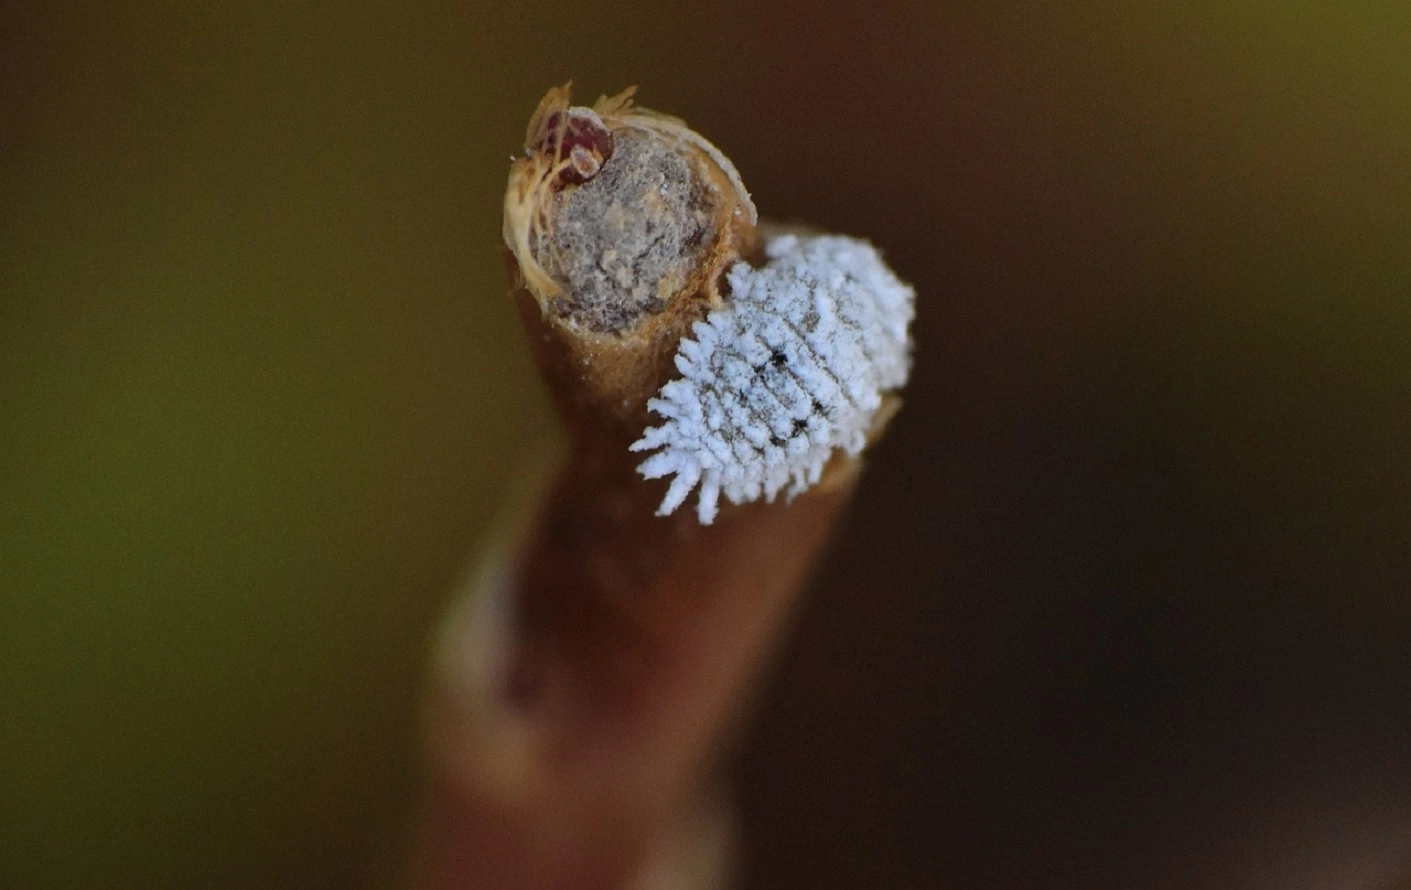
[631,233,915,524]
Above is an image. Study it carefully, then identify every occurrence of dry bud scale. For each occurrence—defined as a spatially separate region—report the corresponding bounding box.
[503,84,914,524]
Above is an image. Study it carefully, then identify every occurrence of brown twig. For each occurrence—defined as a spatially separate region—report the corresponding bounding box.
[409,85,902,889]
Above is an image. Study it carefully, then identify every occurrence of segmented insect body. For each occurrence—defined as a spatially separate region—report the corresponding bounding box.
[631,233,915,524]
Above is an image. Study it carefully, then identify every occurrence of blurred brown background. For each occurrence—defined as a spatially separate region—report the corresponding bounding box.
[4,3,1410,888]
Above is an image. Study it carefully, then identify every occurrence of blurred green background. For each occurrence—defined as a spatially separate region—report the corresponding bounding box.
[4,3,1411,888]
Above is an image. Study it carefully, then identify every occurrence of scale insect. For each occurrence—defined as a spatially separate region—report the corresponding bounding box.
[631,233,915,524]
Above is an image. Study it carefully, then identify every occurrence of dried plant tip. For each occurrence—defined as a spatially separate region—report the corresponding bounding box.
[504,85,757,337]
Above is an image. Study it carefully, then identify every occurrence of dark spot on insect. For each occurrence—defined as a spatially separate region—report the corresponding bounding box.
[812,398,826,415]
[770,434,785,447]
[770,350,788,368]
[792,418,808,435]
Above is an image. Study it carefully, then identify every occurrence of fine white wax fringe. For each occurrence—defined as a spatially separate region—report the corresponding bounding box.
[631,233,915,524]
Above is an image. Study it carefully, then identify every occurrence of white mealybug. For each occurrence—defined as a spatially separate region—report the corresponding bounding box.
[630,233,915,524]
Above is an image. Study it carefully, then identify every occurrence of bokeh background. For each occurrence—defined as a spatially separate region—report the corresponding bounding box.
[4,3,1410,887]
